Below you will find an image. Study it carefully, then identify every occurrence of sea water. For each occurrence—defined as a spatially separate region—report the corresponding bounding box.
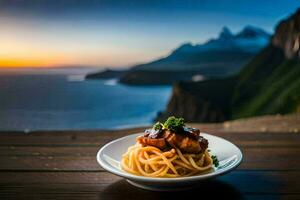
[0,74,171,131]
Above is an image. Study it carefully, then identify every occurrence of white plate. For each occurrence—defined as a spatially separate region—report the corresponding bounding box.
[96,133,243,191]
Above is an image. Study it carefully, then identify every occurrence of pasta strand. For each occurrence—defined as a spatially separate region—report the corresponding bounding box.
[121,143,213,177]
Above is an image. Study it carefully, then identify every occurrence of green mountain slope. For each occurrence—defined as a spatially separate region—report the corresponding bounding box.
[158,8,300,122]
[232,8,300,118]
[232,46,300,118]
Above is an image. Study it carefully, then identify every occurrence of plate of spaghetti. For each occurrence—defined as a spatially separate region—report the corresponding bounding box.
[97,116,242,191]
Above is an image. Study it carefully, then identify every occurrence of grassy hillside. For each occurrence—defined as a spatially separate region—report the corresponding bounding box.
[232,45,300,118]
[158,9,300,122]
[159,45,300,123]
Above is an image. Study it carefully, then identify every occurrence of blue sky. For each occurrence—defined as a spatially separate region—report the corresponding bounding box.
[0,0,299,68]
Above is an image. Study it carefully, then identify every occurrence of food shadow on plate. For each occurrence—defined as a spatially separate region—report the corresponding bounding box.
[100,179,244,200]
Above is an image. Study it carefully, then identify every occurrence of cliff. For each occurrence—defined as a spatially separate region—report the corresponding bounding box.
[272,8,300,59]
[157,77,237,122]
[232,8,300,118]
[158,8,300,122]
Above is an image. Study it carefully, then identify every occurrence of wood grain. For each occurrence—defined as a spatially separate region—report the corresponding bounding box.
[0,147,298,171]
[0,129,299,199]
[0,171,300,199]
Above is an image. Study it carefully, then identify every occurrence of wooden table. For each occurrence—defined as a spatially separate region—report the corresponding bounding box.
[0,126,299,200]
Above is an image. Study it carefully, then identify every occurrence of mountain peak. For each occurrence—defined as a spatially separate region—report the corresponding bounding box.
[202,25,270,52]
[219,26,233,39]
[237,25,270,39]
[171,42,194,54]
[177,42,193,49]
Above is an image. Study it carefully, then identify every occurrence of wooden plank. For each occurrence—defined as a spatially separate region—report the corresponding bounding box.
[0,130,296,143]
[0,193,299,200]
[0,171,299,195]
[0,131,299,148]
[0,147,298,171]
[0,156,101,171]
[1,188,299,200]
[238,147,300,170]
[0,129,142,143]
[0,145,294,157]
[0,194,299,200]
[0,132,124,146]
[0,146,98,156]
[0,130,298,199]
[0,128,144,137]
[3,131,297,144]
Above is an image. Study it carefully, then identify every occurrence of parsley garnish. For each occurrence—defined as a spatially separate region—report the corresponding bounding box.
[211,155,219,167]
[163,116,185,132]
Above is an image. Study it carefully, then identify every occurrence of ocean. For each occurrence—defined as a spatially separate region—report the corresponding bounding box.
[0,73,171,131]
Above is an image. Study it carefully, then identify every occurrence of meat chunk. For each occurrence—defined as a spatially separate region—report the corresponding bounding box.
[199,136,208,151]
[137,136,167,149]
[137,126,208,154]
[183,127,200,140]
[164,130,207,153]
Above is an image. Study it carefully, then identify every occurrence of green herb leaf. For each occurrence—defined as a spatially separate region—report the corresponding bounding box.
[211,155,219,167]
[163,116,185,131]
[153,122,163,130]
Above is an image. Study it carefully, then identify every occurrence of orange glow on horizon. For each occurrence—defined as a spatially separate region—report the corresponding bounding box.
[0,50,162,68]
[0,54,73,68]
[0,17,168,68]
[0,58,58,68]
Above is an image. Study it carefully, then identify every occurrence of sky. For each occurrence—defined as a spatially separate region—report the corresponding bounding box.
[0,0,299,68]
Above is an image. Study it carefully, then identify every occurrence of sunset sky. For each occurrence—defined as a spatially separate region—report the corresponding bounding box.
[0,0,299,68]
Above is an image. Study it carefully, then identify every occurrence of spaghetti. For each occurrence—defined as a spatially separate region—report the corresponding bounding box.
[121,143,213,177]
